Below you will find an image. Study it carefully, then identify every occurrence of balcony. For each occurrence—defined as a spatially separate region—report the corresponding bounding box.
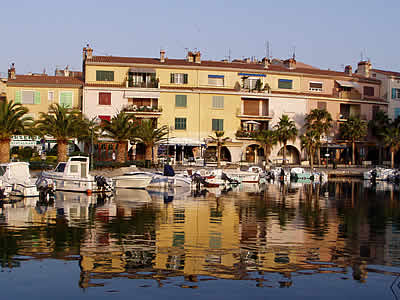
[126,79,159,89]
[239,77,271,93]
[235,129,259,140]
[236,108,273,120]
[122,104,162,118]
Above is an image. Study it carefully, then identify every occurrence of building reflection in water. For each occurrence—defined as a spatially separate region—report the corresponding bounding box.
[1,181,400,288]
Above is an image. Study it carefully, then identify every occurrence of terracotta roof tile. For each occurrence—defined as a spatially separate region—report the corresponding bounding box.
[8,75,83,86]
[371,69,400,78]
[85,83,125,88]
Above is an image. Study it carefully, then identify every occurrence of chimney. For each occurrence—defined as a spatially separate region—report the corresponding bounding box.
[187,51,194,63]
[194,51,201,64]
[283,58,296,70]
[83,44,93,60]
[344,65,352,76]
[356,60,372,77]
[64,65,70,77]
[160,49,166,63]
[244,58,251,64]
[8,63,16,79]
[262,57,270,69]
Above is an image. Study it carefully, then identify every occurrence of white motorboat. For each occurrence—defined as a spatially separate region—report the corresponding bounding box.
[36,156,113,193]
[113,173,153,189]
[364,167,396,181]
[290,167,327,182]
[0,162,39,198]
[122,171,192,188]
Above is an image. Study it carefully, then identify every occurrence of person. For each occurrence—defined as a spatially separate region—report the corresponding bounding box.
[112,151,116,161]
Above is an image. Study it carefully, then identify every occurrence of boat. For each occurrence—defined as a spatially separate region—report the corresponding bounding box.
[364,167,396,181]
[0,162,39,198]
[290,167,327,182]
[113,173,153,189]
[36,156,113,194]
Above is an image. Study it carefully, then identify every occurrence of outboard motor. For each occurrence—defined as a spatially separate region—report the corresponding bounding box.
[221,172,240,185]
[95,175,112,192]
[371,169,377,182]
[163,164,175,177]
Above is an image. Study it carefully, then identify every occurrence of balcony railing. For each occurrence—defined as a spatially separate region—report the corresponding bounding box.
[126,79,159,88]
[235,130,258,139]
[236,108,273,119]
[122,105,162,113]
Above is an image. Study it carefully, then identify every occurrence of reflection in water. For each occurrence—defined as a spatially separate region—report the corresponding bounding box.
[1,181,400,296]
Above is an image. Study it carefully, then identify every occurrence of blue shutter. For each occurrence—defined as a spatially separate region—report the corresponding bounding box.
[395,108,400,120]
[392,88,397,99]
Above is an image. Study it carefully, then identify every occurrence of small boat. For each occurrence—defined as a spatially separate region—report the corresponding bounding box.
[36,156,113,194]
[0,162,39,198]
[364,167,396,181]
[290,167,327,182]
[113,173,153,189]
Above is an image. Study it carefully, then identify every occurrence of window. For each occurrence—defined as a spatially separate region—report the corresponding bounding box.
[60,91,73,108]
[278,79,293,89]
[21,91,34,104]
[395,108,400,120]
[212,119,224,131]
[170,73,188,84]
[175,95,187,107]
[212,96,224,109]
[392,88,400,99]
[99,92,111,105]
[309,82,323,92]
[98,115,111,121]
[363,86,374,96]
[208,75,224,86]
[175,118,187,130]
[96,70,114,81]
[48,91,54,101]
[317,101,327,110]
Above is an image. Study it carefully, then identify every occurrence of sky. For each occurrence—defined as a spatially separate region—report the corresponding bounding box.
[1,0,399,76]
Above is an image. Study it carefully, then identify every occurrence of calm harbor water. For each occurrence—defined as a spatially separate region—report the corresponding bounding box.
[1,180,400,299]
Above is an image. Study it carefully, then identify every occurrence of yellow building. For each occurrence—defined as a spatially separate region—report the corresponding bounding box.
[81,46,386,165]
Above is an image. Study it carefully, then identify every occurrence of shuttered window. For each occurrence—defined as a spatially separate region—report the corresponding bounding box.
[175,118,187,130]
[21,91,35,104]
[278,79,293,89]
[15,90,21,103]
[395,108,400,120]
[175,95,187,107]
[99,92,111,105]
[309,82,323,91]
[48,91,54,101]
[212,119,224,131]
[363,86,374,96]
[212,96,224,109]
[317,101,327,110]
[243,99,259,115]
[170,73,188,84]
[96,70,114,81]
[60,91,73,108]
[208,75,224,86]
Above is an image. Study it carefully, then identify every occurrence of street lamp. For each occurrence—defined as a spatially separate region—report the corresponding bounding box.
[90,117,100,171]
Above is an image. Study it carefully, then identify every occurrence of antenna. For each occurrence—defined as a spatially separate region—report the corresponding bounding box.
[360,50,364,61]
[292,46,296,60]
[266,41,270,59]
[228,48,231,62]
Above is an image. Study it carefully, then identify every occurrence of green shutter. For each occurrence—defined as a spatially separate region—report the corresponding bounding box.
[183,74,188,84]
[170,73,175,83]
[212,119,223,131]
[212,119,217,131]
[34,91,41,104]
[393,88,397,99]
[175,118,186,130]
[175,95,187,107]
[219,119,224,131]
[60,92,73,108]
[278,79,293,89]
[15,90,21,104]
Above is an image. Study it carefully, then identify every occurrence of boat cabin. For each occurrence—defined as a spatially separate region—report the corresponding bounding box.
[53,156,90,178]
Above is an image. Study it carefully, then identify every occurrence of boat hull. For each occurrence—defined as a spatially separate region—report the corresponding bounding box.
[113,176,153,189]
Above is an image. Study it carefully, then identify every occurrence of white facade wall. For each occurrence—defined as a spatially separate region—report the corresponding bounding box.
[83,88,128,120]
[371,72,400,121]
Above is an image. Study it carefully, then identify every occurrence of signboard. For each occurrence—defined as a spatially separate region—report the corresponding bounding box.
[10,135,41,147]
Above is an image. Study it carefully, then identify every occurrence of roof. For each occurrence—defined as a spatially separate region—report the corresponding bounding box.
[87,55,368,80]
[7,75,83,87]
[371,69,400,78]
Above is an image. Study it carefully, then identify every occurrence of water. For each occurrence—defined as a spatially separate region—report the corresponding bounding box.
[1,180,400,299]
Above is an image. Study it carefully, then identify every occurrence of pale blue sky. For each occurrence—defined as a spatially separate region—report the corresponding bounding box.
[1,0,399,75]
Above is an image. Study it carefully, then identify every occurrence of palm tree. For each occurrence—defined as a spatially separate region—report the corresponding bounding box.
[300,130,320,170]
[0,99,33,163]
[209,131,229,168]
[36,104,88,163]
[101,112,137,163]
[382,126,400,168]
[369,110,390,164]
[135,120,169,166]
[256,129,277,168]
[304,109,333,165]
[274,115,298,165]
[339,115,368,165]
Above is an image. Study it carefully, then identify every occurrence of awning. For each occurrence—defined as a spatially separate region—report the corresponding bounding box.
[123,91,160,98]
[238,73,266,77]
[336,80,358,88]
[129,68,156,73]
[243,120,260,125]
[161,137,205,146]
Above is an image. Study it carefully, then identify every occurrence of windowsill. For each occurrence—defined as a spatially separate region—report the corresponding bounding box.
[212,107,224,110]
[175,129,187,131]
[98,104,112,106]
[175,106,187,109]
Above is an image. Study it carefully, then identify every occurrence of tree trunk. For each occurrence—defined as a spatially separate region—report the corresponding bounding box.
[0,139,11,163]
[263,145,269,170]
[352,140,356,165]
[117,141,127,163]
[310,149,314,170]
[145,144,153,162]
[282,142,287,165]
[391,148,395,169]
[217,142,221,168]
[378,144,382,165]
[317,146,320,166]
[57,140,68,163]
